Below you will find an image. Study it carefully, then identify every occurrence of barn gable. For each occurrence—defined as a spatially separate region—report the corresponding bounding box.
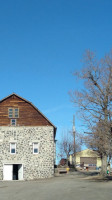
[0,93,56,130]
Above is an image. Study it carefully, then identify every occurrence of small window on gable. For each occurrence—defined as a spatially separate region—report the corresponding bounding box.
[9,108,13,118]
[8,108,19,118]
[33,143,39,154]
[15,108,19,118]
[11,119,16,126]
[10,143,16,154]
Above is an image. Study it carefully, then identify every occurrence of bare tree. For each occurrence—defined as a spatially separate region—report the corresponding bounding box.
[84,120,112,159]
[69,50,112,176]
[57,130,81,166]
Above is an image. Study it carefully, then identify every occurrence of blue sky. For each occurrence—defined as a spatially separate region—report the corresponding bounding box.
[0,0,112,145]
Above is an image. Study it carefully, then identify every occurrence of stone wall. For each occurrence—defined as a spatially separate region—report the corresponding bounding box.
[0,126,55,180]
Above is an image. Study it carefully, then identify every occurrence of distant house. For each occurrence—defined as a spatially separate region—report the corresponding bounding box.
[0,93,56,180]
[69,149,101,170]
[59,158,68,166]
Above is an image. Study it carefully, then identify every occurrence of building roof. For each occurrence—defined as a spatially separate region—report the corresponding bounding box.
[0,93,57,135]
[75,148,100,157]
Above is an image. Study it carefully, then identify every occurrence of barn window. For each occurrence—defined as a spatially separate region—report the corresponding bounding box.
[9,108,13,118]
[10,143,16,154]
[8,108,19,118]
[11,119,16,126]
[33,143,39,154]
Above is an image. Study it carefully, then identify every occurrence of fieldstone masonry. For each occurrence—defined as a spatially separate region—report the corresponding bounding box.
[0,126,55,180]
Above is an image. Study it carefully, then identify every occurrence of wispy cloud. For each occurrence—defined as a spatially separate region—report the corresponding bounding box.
[43,104,73,114]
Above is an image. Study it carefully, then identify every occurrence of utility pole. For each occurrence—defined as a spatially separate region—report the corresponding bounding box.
[73,115,75,168]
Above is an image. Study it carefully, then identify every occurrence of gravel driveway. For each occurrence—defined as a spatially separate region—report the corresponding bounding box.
[0,171,112,200]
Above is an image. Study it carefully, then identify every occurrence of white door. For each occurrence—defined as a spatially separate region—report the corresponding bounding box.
[3,165,13,180]
[18,165,23,180]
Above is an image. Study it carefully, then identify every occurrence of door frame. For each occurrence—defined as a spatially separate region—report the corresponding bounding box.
[3,163,23,180]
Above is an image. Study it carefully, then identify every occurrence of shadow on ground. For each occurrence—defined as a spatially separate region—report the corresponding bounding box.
[77,170,112,182]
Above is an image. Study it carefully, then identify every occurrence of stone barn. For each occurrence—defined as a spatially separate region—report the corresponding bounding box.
[0,93,56,180]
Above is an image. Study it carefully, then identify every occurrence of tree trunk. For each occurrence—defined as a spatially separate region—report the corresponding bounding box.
[67,155,69,167]
[100,154,107,177]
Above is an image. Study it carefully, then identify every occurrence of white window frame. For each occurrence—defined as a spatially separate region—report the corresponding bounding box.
[33,143,39,154]
[8,108,13,118]
[10,143,16,154]
[11,119,16,126]
[8,108,19,118]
